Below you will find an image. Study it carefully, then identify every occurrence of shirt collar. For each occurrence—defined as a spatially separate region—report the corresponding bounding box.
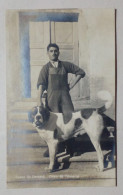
[50,60,59,68]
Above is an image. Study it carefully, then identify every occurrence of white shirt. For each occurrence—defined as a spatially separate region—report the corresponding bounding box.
[50,60,59,68]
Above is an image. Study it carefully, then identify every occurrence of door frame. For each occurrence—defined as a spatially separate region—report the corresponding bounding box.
[19,10,90,102]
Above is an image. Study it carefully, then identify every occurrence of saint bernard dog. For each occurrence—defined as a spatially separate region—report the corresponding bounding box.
[28,91,113,172]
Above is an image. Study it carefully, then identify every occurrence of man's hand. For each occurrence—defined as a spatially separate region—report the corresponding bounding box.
[69,75,82,90]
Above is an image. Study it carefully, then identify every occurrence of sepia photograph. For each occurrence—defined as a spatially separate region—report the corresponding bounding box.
[6,8,116,188]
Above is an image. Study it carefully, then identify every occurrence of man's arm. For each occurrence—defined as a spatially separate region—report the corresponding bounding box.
[37,64,48,106]
[63,62,85,90]
[67,62,85,90]
[37,85,44,106]
[69,75,83,90]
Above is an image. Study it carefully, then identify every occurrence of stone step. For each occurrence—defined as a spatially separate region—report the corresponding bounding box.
[7,161,116,185]
[10,103,92,113]
[7,133,47,148]
[10,107,33,112]
[7,178,116,188]
[10,98,90,109]
[7,147,112,165]
[9,128,37,134]
[9,112,29,121]
[8,98,97,112]
[9,104,36,113]
[11,98,37,107]
[9,121,36,131]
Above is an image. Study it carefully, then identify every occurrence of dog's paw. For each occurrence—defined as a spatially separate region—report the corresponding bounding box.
[107,161,112,169]
[44,167,49,171]
[49,169,54,173]
[44,167,52,172]
[44,167,54,173]
[95,164,104,172]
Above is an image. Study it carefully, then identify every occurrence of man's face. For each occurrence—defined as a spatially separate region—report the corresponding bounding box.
[47,47,59,61]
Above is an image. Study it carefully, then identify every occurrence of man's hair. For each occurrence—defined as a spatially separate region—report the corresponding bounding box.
[47,43,59,51]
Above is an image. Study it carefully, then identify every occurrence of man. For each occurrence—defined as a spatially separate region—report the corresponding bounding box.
[37,43,85,156]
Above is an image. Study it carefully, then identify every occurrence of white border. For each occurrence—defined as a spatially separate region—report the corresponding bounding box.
[0,0,123,194]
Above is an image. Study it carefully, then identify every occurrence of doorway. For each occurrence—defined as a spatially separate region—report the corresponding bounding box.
[19,11,90,103]
[29,20,79,99]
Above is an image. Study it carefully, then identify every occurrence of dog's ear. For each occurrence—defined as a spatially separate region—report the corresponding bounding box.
[28,110,34,123]
[42,107,50,122]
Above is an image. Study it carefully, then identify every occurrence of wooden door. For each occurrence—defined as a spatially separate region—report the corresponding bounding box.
[51,22,80,99]
[29,21,79,100]
[29,21,50,98]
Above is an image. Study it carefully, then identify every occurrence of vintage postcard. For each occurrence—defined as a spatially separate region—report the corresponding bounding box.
[6,9,116,188]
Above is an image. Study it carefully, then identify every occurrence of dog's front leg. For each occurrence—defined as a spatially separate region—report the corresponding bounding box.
[47,140,58,172]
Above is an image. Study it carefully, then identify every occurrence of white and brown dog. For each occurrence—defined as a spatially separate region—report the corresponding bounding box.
[28,91,113,172]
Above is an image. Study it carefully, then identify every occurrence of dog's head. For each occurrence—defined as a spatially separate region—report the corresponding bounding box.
[28,105,50,128]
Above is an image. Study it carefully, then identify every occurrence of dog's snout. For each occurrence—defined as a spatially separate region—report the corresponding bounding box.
[36,115,41,120]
